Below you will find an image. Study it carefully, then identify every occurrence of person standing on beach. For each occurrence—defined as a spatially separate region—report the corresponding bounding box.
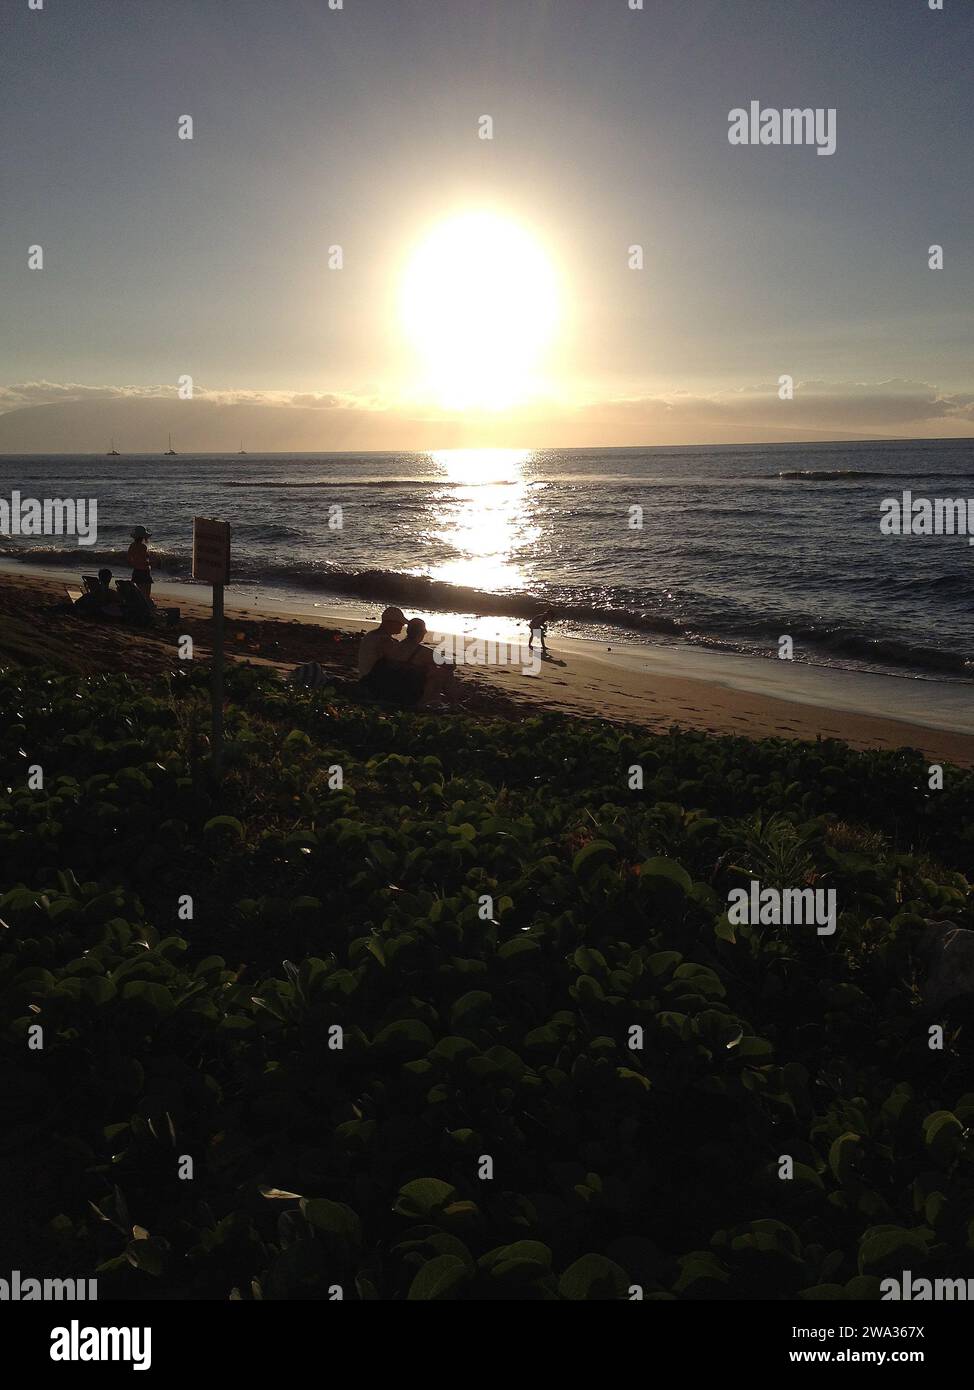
[127,525,153,598]
[527,609,552,652]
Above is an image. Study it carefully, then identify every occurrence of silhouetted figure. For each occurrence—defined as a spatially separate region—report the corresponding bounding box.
[74,568,120,618]
[528,609,552,652]
[358,606,422,705]
[127,526,153,599]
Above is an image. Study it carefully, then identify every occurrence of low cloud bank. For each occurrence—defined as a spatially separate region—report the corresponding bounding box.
[0,377,971,451]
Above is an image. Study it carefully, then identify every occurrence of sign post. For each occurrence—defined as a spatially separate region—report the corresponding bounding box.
[192,518,232,775]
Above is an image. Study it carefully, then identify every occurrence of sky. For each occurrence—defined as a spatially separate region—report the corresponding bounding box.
[1,0,972,451]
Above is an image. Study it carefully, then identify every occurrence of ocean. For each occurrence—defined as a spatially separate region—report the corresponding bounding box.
[1,438,972,681]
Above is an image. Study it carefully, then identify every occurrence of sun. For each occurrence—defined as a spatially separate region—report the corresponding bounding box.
[400,210,560,410]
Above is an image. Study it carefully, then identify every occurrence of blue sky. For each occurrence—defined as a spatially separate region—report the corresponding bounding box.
[2,0,972,448]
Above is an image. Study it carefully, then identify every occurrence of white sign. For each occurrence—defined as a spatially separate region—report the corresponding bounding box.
[193,517,231,585]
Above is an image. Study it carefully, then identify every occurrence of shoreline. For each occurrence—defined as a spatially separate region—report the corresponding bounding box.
[3,564,974,766]
[2,547,970,690]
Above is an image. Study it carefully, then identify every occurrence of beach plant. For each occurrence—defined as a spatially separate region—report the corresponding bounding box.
[1,661,973,1298]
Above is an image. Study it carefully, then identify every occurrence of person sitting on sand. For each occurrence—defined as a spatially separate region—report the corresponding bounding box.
[527,609,552,652]
[74,567,122,618]
[126,526,154,600]
[394,617,457,707]
[358,606,424,705]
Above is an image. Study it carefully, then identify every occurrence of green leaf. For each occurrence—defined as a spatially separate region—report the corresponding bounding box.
[647,951,682,977]
[301,1199,361,1243]
[571,840,617,877]
[616,1067,651,1091]
[673,1251,730,1294]
[498,936,541,961]
[714,913,736,944]
[120,981,175,1018]
[828,1132,861,1184]
[694,1010,744,1050]
[203,815,244,839]
[407,1255,471,1300]
[124,1238,165,1276]
[922,1110,964,1166]
[558,1253,630,1300]
[573,946,608,975]
[430,1036,478,1064]
[449,990,492,1027]
[672,962,725,997]
[81,976,117,1006]
[372,1019,434,1052]
[639,856,692,894]
[394,1178,458,1220]
[364,939,386,968]
[480,1240,553,1272]
[857,1225,932,1277]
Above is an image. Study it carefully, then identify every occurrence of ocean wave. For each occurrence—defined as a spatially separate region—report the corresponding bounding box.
[0,544,188,569]
[224,477,521,490]
[783,627,971,675]
[775,469,974,482]
[902,571,974,595]
[4,546,969,677]
[241,567,973,674]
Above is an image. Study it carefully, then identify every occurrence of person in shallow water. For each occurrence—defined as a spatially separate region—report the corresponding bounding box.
[358,606,424,706]
[126,525,153,599]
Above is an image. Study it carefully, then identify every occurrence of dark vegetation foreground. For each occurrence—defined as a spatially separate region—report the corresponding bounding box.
[1,662,973,1300]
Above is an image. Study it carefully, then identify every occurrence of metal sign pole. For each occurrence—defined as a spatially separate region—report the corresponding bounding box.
[193,517,231,779]
[212,581,225,775]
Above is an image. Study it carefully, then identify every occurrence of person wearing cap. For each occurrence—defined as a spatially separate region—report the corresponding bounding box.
[358,606,424,705]
[358,606,405,677]
[127,526,153,598]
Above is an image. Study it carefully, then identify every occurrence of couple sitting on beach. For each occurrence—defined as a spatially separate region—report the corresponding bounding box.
[71,565,155,625]
[358,606,455,708]
[73,568,122,618]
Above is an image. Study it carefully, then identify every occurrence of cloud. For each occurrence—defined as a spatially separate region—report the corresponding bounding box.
[0,377,971,451]
[289,393,343,409]
[574,379,974,432]
[0,381,156,410]
[0,381,373,413]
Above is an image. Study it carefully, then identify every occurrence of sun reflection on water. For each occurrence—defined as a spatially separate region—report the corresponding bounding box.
[425,449,538,595]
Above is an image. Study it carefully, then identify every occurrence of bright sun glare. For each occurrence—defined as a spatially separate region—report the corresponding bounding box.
[400,211,559,411]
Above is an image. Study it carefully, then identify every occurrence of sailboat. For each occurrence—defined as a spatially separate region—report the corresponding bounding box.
[164,433,177,456]
[107,438,120,456]
[238,441,247,454]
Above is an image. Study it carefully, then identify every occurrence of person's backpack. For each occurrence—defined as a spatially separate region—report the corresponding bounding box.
[290,661,329,688]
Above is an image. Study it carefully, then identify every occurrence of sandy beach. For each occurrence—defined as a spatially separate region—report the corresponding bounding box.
[4,565,973,767]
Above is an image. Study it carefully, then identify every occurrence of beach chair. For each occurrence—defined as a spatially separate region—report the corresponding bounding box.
[82,575,102,594]
[114,579,155,626]
[65,586,84,605]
